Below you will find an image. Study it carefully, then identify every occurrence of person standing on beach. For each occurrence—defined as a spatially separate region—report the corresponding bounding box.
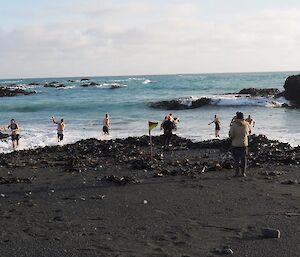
[160,116,168,130]
[208,114,221,138]
[162,116,174,147]
[52,117,65,142]
[8,119,20,150]
[245,115,256,134]
[168,113,174,122]
[229,112,250,177]
[102,114,110,135]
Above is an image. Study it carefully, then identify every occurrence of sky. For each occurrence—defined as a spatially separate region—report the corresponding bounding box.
[0,0,300,79]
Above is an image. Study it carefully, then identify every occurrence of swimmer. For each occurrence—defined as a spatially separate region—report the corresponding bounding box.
[208,115,221,138]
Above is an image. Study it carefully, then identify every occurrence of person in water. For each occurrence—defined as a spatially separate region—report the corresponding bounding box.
[229,112,250,177]
[52,117,65,142]
[208,114,221,138]
[8,119,20,150]
[102,114,110,135]
[245,115,256,134]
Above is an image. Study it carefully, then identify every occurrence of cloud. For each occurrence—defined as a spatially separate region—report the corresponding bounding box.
[0,2,300,78]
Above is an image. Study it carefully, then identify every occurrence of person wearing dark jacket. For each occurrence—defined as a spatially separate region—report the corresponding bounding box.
[162,116,174,147]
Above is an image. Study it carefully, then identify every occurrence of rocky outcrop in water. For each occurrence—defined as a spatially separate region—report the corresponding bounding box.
[149,97,211,110]
[238,88,281,97]
[0,87,36,97]
[44,82,65,88]
[81,82,100,87]
[28,82,41,86]
[283,75,300,105]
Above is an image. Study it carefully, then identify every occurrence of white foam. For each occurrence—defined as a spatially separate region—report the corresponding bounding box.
[176,95,290,108]
[99,83,127,89]
[0,127,101,154]
[210,95,288,107]
[58,85,76,90]
[142,79,156,85]
[128,77,146,81]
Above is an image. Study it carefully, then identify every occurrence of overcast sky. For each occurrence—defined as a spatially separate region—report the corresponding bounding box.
[1,0,300,79]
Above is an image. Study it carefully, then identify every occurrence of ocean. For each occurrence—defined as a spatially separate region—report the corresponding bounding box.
[0,71,299,153]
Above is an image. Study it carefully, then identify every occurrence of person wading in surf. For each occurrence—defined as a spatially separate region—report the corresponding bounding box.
[102,114,110,135]
[208,114,221,138]
[52,117,65,142]
[8,119,20,151]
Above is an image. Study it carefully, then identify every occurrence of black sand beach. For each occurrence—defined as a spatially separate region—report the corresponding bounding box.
[0,135,299,257]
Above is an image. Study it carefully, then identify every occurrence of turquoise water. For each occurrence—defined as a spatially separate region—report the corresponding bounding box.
[0,71,299,152]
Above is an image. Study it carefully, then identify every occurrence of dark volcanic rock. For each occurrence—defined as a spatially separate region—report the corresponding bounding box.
[191,98,211,108]
[89,82,99,86]
[0,177,32,184]
[0,133,298,172]
[81,82,99,87]
[0,132,10,140]
[149,97,211,110]
[28,82,41,86]
[81,78,90,81]
[192,138,231,150]
[238,88,280,97]
[44,83,65,88]
[283,75,300,105]
[0,87,36,97]
[67,79,75,82]
[101,175,140,185]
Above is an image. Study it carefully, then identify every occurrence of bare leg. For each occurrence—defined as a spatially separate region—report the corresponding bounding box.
[12,140,16,151]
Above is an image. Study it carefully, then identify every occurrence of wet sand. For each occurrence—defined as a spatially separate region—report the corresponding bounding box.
[0,135,299,257]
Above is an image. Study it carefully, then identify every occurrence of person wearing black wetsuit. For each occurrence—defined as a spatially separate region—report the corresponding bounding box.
[208,114,221,138]
[8,119,20,150]
[162,116,174,147]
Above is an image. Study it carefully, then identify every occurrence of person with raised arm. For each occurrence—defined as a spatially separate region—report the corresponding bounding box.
[52,116,65,142]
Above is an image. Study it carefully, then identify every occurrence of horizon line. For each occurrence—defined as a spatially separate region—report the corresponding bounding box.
[1,69,299,81]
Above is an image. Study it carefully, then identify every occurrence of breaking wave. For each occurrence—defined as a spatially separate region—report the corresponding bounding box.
[150,95,290,110]
[209,95,288,108]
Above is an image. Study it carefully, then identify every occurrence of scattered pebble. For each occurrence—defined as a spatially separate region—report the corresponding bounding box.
[261,227,281,238]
